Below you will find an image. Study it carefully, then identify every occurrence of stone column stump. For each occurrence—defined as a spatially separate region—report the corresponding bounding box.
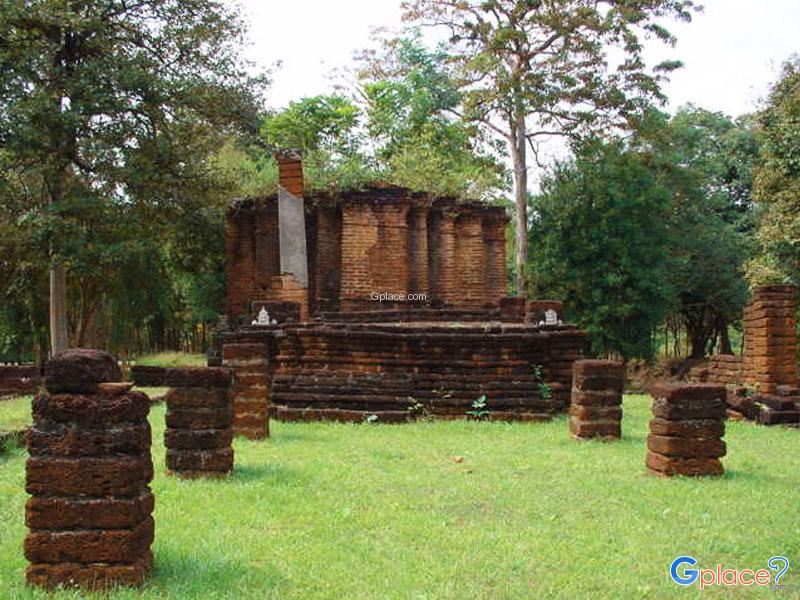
[222,343,270,439]
[164,368,234,478]
[25,349,154,590]
[569,359,624,440]
[646,383,727,477]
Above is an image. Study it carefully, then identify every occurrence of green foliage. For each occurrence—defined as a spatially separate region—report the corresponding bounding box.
[531,140,673,359]
[748,56,800,284]
[465,394,489,419]
[400,0,700,292]
[532,365,551,400]
[640,107,755,357]
[360,36,508,199]
[258,95,378,193]
[0,0,263,359]
[135,352,208,368]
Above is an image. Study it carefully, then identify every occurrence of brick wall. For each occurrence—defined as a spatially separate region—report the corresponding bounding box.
[313,206,342,312]
[690,285,798,393]
[225,188,510,319]
[219,321,586,423]
[226,199,279,321]
[340,201,381,310]
[741,285,797,393]
[407,205,430,296]
[483,212,508,305]
[454,210,486,309]
[428,205,458,306]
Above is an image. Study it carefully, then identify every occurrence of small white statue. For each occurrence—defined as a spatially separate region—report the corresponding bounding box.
[252,307,275,326]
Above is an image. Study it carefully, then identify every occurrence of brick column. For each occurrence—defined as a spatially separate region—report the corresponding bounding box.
[742,285,798,393]
[482,211,508,306]
[26,349,153,590]
[569,360,624,440]
[340,203,379,310]
[164,368,234,478]
[455,209,486,309]
[430,207,458,306]
[407,205,430,297]
[376,203,410,296]
[222,343,269,439]
[646,383,726,477]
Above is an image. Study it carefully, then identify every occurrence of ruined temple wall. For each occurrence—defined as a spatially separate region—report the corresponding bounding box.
[741,285,797,393]
[266,324,586,421]
[483,215,508,305]
[225,202,279,320]
[312,206,342,313]
[226,190,509,320]
[691,285,798,393]
[407,206,430,297]
[454,211,486,309]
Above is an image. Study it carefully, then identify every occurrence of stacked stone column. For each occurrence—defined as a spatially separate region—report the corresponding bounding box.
[569,360,624,440]
[646,383,726,477]
[742,285,798,394]
[25,349,154,590]
[164,368,234,478]
[222,343,270,439]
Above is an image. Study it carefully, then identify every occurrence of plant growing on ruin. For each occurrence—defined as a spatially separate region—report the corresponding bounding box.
[533,365,551,400]
[407,397,432,421]
[466,394,489,420]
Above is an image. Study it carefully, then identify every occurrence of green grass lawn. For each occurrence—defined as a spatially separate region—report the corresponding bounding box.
[1,395,798,598]
[134,352,207,367]
[0,396,33,433]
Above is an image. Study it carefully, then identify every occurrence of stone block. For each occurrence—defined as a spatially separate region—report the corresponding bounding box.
[44,349,121,394]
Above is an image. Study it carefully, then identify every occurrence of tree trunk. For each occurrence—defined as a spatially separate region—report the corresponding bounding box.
[511,115,529,297]
[49,263,69,355]
[718,318,733,355]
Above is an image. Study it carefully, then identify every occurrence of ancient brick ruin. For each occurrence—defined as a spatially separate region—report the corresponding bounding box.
[164,368,234,477]
[225,154,508,322]
[646,383,726,477]
[569,360,624,440]
[215,152,587,422]
[25,349,154,590]
[690,285,800,424]
[0,364,41,396]
[222,343,270,438]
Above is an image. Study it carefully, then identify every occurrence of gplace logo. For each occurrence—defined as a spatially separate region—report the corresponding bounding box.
[670,555,790,590]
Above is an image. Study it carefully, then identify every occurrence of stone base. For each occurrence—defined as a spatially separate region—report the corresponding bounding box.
[26,551,152,590]
[568,417,620,440]
[646,451,723,477]
[165,448,233,474]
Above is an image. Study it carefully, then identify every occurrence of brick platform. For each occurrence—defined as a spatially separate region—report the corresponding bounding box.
[569,360,624,440]
[222,343,270,439]
[218,321,586,423]
[163,368,234,478]
[646,383,726,477]
[25,350,153,590]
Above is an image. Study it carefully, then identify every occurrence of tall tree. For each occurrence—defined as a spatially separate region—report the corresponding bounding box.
[640,107,756,357]
[402,0,697,294]
[361,36,507,199]
[530,139,673,359]
[0,0,264,354]
[747,56,800,284]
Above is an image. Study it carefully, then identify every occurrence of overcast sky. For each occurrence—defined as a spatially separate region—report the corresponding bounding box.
[239,0,799,118]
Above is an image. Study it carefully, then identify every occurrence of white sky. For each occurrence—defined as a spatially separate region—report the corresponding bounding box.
[239,0,800,117]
